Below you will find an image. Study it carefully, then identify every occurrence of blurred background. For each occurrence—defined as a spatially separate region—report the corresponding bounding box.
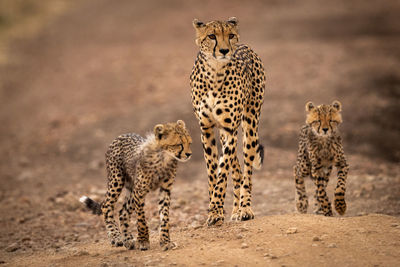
[0,0,399,255]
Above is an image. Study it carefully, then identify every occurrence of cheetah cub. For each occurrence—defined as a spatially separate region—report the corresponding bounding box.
[80,120,192,251]
[294,101,349,216]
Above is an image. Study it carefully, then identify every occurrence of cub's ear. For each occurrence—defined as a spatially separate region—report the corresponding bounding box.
[305,101,315,112]
[177,120,186,128]
[154,124,165,140]
[332,100,342,112]
[227,17,238,26]
[193,19,205,29]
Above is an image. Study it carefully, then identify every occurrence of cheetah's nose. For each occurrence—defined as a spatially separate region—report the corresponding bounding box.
[219,49,229,55]
[322,128,329,133]
[185,153,192,158]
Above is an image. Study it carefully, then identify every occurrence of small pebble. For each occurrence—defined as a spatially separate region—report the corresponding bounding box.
[286,227,297,234]
[312,236,321,241]
[327,243,337,248]
[241,243,249,249]
[5,243,19,252]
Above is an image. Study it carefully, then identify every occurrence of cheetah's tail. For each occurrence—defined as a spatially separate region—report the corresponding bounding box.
[79,196,102,215]
[253,144,264,170]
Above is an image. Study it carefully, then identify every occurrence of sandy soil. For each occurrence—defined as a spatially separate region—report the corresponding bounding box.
[0,0,399,266]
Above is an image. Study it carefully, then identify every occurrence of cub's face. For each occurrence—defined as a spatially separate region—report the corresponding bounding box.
[154,120,192,162]
[305,101,343,137]
[192,17,239,62]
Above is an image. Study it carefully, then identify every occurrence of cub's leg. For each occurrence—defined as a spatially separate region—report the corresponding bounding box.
[118,190,135,249]
[133,183,150,250]
[312,166,332,216]
[294,164,310,213]
[102,164,125,246]
[334,158,349,215]
[158,185,176,251]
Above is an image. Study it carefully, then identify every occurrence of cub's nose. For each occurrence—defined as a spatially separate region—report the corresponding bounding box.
[185,153,192,158]
[219,49,229,55]
[322,128,329,134]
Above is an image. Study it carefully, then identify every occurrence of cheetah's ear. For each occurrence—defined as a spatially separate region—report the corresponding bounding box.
[305,101,315,112]
[227,17,238,26]
[177,120,185,128]
[193,19,205,29]
[332,100,342,112]
[154,124,165,140]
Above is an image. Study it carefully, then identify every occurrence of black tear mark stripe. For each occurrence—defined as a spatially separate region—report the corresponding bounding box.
[213,35,218,58]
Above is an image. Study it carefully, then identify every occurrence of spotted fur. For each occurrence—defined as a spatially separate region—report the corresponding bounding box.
[190,17,265,225]
[294,101,349,216]
[80,120,192,250]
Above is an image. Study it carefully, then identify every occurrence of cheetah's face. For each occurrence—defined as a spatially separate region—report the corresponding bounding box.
[305,101,343,137]
[154,120,192,162]
[192,17,239,62]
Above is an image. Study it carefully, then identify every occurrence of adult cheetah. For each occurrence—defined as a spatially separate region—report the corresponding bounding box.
[190,17,265,225]
[80,120,192,250]
[294,101,349,216]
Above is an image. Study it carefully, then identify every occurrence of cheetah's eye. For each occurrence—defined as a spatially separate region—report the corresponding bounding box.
[229,34,235,39]
[208,34,216,40]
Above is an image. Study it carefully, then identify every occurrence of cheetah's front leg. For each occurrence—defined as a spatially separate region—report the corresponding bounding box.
[311,167,332,216]
[334,157,349,215]
[133,188,150,250]
[294,165,309,214]
[158,187,176,251]
[200,126,219,203]
[207,129,238,226]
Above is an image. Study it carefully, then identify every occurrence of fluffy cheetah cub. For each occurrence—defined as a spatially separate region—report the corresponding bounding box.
[294,101,349,216]
[80,120,192,251]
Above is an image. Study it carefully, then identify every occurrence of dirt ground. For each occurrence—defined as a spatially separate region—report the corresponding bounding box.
[0,0,399,266]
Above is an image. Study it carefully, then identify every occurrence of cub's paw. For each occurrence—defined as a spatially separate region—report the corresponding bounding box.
[123,237,135,250]
[296,198,308,214]
[206,210,224,226]
[137,240,150,251]
[334,198,346,215]
[161,241,177,251]
[315,205,333,216]
[239,207,255,221]
[109,235,123,247]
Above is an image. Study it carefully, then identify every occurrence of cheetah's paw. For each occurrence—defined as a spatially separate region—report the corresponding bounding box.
[109,236,123,247]
[230,211,241,221]
[296,199,308,214]
[334,198,346,215]
[239,207,255,221]
[138,240,150,251]
[123,238,135,250]
[161,241,177,251]
[206,210,224,226]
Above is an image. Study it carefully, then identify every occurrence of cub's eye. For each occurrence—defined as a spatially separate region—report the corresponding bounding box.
[229,34,235,39]
[208,34,216,40]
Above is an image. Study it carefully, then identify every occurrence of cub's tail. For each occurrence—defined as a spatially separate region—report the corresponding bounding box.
[253,143,265,170]
[79,196,102,215]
